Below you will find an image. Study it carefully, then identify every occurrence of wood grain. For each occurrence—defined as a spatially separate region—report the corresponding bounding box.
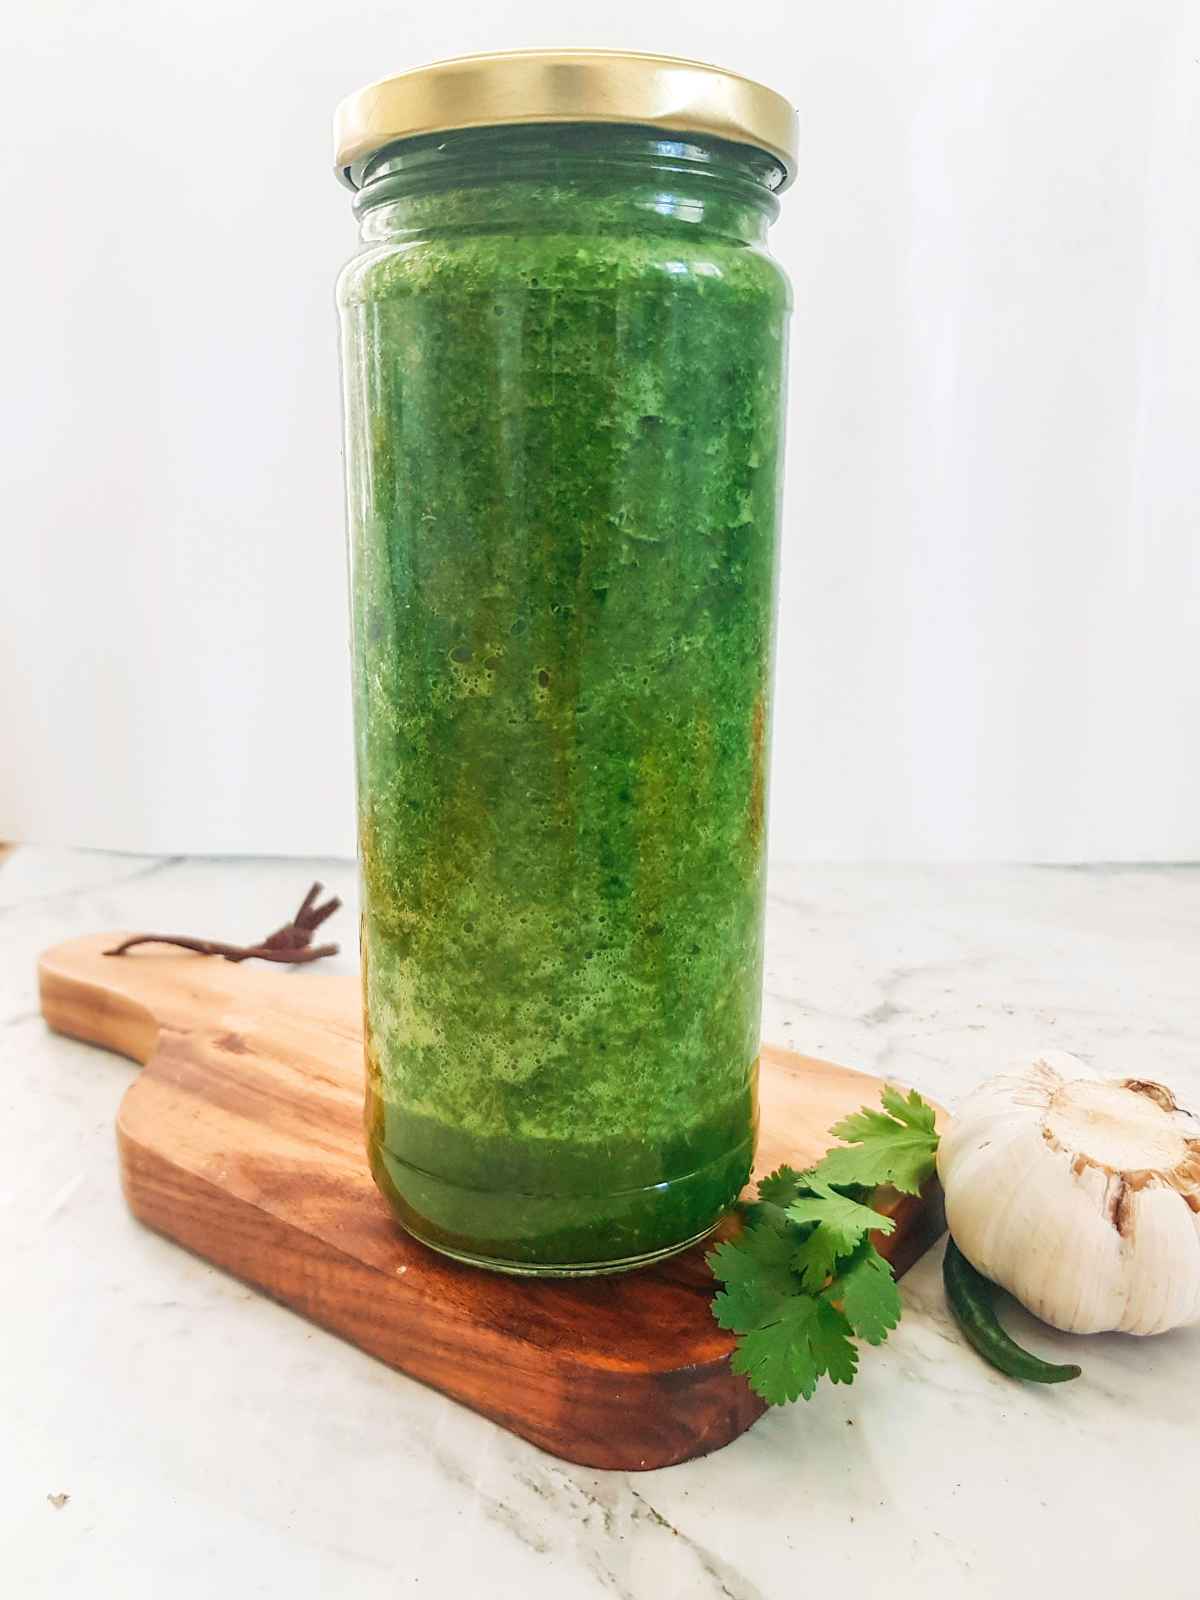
[38,933,944,1470]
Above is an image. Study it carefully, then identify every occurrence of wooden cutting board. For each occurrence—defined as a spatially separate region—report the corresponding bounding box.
[38,933,944,1470]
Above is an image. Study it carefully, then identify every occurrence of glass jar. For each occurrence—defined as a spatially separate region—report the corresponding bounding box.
[335,52,795,1274]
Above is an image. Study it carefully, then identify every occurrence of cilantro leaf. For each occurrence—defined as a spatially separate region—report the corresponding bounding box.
[729,1296,822,1404]
[709,1226,799,1335]
[707,1223,796,1295]
[809,1300,859,1385]
[756,1164,806,1206]
[712,1278,794,1335]
[811,1084,939,1196]
[791,1221,842,1293]
[730,1295,862,1403]
[829,1239,902,1344]
[785,1181,896,1253]
[880,1082,937,1134]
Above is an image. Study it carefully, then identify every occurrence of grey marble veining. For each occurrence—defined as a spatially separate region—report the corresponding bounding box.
[3,847,1197,1598]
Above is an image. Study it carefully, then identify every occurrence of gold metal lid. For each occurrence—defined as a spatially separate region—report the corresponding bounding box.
[334,49,797,191]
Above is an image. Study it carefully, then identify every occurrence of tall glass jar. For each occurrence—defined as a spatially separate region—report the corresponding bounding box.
[335,52,795,1274]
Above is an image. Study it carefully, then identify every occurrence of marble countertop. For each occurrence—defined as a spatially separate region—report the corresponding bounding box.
[4,846,1197,1598]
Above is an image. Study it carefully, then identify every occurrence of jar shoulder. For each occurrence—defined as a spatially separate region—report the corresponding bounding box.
[337,228,790,312]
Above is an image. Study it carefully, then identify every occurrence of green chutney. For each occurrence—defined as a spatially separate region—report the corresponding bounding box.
[337,113,792,1273]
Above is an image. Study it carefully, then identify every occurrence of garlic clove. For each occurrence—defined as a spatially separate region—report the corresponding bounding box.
[1119,1185,1200,1335]
[944,1123,1126,1333]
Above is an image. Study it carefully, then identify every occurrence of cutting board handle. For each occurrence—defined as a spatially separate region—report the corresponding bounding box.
[37,933,247,1066]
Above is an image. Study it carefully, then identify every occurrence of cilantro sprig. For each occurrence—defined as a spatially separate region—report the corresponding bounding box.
[706,1084,940,1406]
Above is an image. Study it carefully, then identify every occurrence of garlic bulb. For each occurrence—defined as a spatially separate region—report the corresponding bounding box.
[938,1051,1200,1335]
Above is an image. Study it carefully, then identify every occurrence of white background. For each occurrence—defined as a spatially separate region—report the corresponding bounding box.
[3,1,1197,862]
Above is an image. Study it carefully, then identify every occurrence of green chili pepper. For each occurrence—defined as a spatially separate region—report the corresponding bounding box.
[943,1237,1082,1384]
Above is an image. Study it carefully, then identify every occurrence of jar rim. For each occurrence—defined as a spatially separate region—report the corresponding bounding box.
[333,49,797,193]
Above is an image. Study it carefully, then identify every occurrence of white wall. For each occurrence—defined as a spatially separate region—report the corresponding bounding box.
[3,1,1197,862]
